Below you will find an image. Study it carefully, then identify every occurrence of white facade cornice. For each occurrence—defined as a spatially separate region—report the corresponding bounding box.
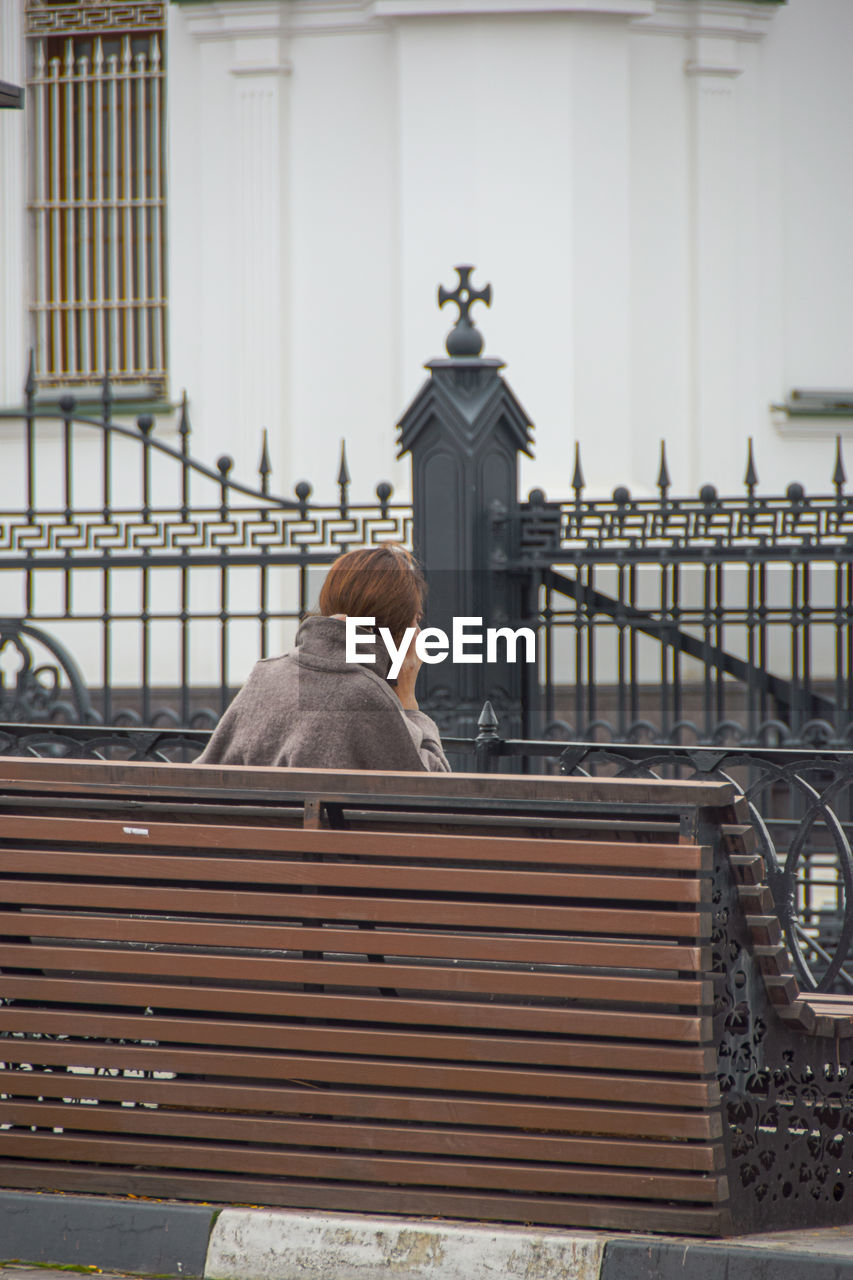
[633,0,781,40]
[180,0,660,41]
[181,1,288,42]
[179,1,293,75]
[371,0,654,16]
[289,0,386,35]
[180,0,390,40]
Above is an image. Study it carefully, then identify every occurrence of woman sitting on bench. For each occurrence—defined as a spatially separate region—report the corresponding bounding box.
[199,544,450,772]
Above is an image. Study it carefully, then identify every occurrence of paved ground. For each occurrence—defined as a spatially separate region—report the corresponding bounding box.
[0,1272,136,1280]
[5,1220,853,1280]
[5,1191,853,1280]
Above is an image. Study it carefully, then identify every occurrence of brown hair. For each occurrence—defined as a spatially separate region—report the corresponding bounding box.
[318,544,425,645]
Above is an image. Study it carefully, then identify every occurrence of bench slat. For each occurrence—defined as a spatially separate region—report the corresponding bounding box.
[0,1040,717,1106]
[0,1132,726,1203]
[0,975,712,1039]
[0,1008,716,1073]
[0,849,707,902]
[0,943,713,1004]
[0,1101,723,1170]
[0,1162,729,1235]
[0,880,711,937]
[0,1071,722,1139]
[0,814,711,869]
[0,911,710,971]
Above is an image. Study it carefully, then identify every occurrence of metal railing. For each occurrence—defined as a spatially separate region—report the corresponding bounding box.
[510,439,853,747]
[0,378,409,727]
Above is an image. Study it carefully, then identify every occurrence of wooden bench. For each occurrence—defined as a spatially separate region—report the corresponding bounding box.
[0,757,850,1237]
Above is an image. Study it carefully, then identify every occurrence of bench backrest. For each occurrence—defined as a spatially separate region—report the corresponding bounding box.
[0,758,847,1236]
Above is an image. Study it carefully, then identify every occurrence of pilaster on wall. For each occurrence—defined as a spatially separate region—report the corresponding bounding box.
[688,28,743,489]
[169,2,291,484]
[636,0,780,490]
[0,0,26,407]
[568,16,633,493]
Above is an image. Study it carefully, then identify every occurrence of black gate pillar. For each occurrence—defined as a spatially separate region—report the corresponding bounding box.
[397,267,534,737]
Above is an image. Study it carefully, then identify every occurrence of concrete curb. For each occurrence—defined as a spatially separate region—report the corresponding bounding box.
[204,1210,605,1280]
[599,1239,853,1280]
[3,1193,853,1279]
[0,1191,215,1277]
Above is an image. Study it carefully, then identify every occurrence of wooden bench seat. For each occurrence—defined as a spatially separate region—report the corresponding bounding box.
[0,758,850,1237]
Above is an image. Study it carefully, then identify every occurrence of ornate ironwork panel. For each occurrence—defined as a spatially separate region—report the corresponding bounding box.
[712,841,853,1232]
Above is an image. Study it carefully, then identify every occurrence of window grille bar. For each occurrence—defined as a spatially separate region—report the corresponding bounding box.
[50,54,61,377]
[94,37,105,375]
[78,51,91,378]
[33,45,47,370]
[135,49,148,375]
[151,35,163,373]
[121,37,133,373]
[108,50,119,374]
[63,40,77,377]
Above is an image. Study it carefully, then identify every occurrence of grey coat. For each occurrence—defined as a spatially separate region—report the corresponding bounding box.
[198,615,450,772]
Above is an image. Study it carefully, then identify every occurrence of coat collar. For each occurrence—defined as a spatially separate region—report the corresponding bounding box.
[295,614,394,681]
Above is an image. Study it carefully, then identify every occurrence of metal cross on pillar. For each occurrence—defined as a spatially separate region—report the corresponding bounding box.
[398,267,535,739]
[438,264,493,357]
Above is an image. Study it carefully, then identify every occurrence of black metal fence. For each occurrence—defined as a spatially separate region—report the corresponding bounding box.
[3,270,853,751]
[509,441,853,747]
[0,360,409,728]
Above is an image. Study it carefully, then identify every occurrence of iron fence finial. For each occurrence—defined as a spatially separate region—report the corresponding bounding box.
[477,700,499,736]
[657,441,671,498]
[571,442,585,498]
[744,437,758,496]
[337,440,351,489]
[376,481,393,517]
[24,349,35,405]
[178,391,191,442]
[259,429,272,495]
[338,440,351,514]
[438,265,492,358]
[833,435,846,495]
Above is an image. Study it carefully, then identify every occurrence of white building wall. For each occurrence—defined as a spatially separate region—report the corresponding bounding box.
[1,0,851,501]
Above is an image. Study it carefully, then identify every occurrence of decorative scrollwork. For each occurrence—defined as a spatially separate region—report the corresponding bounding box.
[713,847,853,1228]
[0,622,97,725]
[557,743,853,994]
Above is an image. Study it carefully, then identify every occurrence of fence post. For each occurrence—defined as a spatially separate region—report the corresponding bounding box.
[397,267,533,737]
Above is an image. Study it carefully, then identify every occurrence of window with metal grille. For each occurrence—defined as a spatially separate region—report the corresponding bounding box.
[26,1,167,394]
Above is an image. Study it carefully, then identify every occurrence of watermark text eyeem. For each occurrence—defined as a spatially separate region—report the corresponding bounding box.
[346,616,536,680]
